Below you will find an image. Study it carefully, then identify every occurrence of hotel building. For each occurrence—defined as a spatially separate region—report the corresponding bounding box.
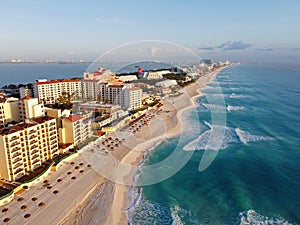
[0,94,19,127]
[0,115,59,181]
[124,87,142,110]
[18,96,44,121]
[33,79,82,104]
[61,113,92,146]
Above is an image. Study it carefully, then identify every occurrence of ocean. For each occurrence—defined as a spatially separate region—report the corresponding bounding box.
[0,61,176,87]
[126,64,300,225]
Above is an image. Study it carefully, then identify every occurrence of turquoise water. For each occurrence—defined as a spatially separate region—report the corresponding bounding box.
[127,64,300,224]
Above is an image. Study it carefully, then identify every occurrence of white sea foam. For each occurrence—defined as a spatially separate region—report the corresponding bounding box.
[171,205,185,225]
[227,105,244,112]
[235,128,275,144]
[239,209,296,225]
[183,122,275,151]
[201,103,226,113]
[230,93,247,99]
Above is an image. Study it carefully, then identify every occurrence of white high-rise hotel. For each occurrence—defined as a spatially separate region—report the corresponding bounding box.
[33,68,142,110]
[82,68,142,110]
[34,79,82,104]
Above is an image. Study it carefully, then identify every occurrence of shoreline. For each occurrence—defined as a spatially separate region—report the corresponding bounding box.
[106,65,230,225]
[0,65,231,225]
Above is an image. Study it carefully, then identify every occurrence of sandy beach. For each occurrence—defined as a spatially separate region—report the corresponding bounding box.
[0,66,228,225]
[62,66,227,225]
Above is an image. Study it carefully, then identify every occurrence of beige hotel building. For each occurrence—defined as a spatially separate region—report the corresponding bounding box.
[0,116,59,181]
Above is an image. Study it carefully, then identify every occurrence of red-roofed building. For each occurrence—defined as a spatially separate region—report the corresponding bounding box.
[0,115,59,181]
[61,113,92,146]
[34,79,82,104]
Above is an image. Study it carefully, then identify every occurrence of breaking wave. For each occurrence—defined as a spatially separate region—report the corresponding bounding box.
[183,122,275,151]
[239,209,297,225]
[227,105,244,112]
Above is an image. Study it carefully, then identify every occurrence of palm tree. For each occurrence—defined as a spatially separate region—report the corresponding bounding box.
[56,91,75,105]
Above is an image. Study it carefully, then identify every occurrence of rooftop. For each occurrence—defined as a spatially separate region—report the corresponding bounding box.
[0,115,55,135]
[65,114,83,122]
[35,79,81,85]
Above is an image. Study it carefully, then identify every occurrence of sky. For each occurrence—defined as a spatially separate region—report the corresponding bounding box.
[1,0,300,63]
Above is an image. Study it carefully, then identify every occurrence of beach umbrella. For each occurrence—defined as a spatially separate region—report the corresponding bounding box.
[24,214,31,218]
[67,171,72,175]
[79,170,84,173]
[53,190,59,195]
[70,162,75,165]
[108,137,112,140]
[47,186,52,190]
[43,180,49,184]
[31,197,38,202]
[75,166,79,170]
[79,163,84,166]
[17,197,24,203]
[87,164,91,168]
[57,178,62,183]
[38,202,45,207]
[71,176,76,180]
[3,218,10,223]
[20,205,27,211]
[1,208,8,214]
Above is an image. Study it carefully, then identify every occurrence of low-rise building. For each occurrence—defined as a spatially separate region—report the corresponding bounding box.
[0,116,59,181]
[155,79,178,88]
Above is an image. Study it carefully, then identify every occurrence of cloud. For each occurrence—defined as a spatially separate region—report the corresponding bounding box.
[198,46,214,51]
[217,41,252,51]
[199,41,252,52]
[95,17,134,25]
[256,48,275,51]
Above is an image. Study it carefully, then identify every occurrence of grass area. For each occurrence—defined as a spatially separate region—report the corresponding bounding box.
[0,187,11,198]
[16,154,70,183]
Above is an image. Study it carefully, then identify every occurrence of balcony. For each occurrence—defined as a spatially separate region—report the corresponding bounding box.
[31,153,40,161]
[31,149,39,155]
[29,134,37,139]
[32,159,40,165]
[15,168,24,174]
[49,127,56,132]
[49,136,57,141]
[13,157,22,164]
[28,129,37,135]
[10,141,20,148]
[12,152,21,158]
[49,131,56,136]
[14,163,23,170]
[10,136,19,141]
[10,146,21,154]
[30,144,39,150]
[49,122,56,127]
